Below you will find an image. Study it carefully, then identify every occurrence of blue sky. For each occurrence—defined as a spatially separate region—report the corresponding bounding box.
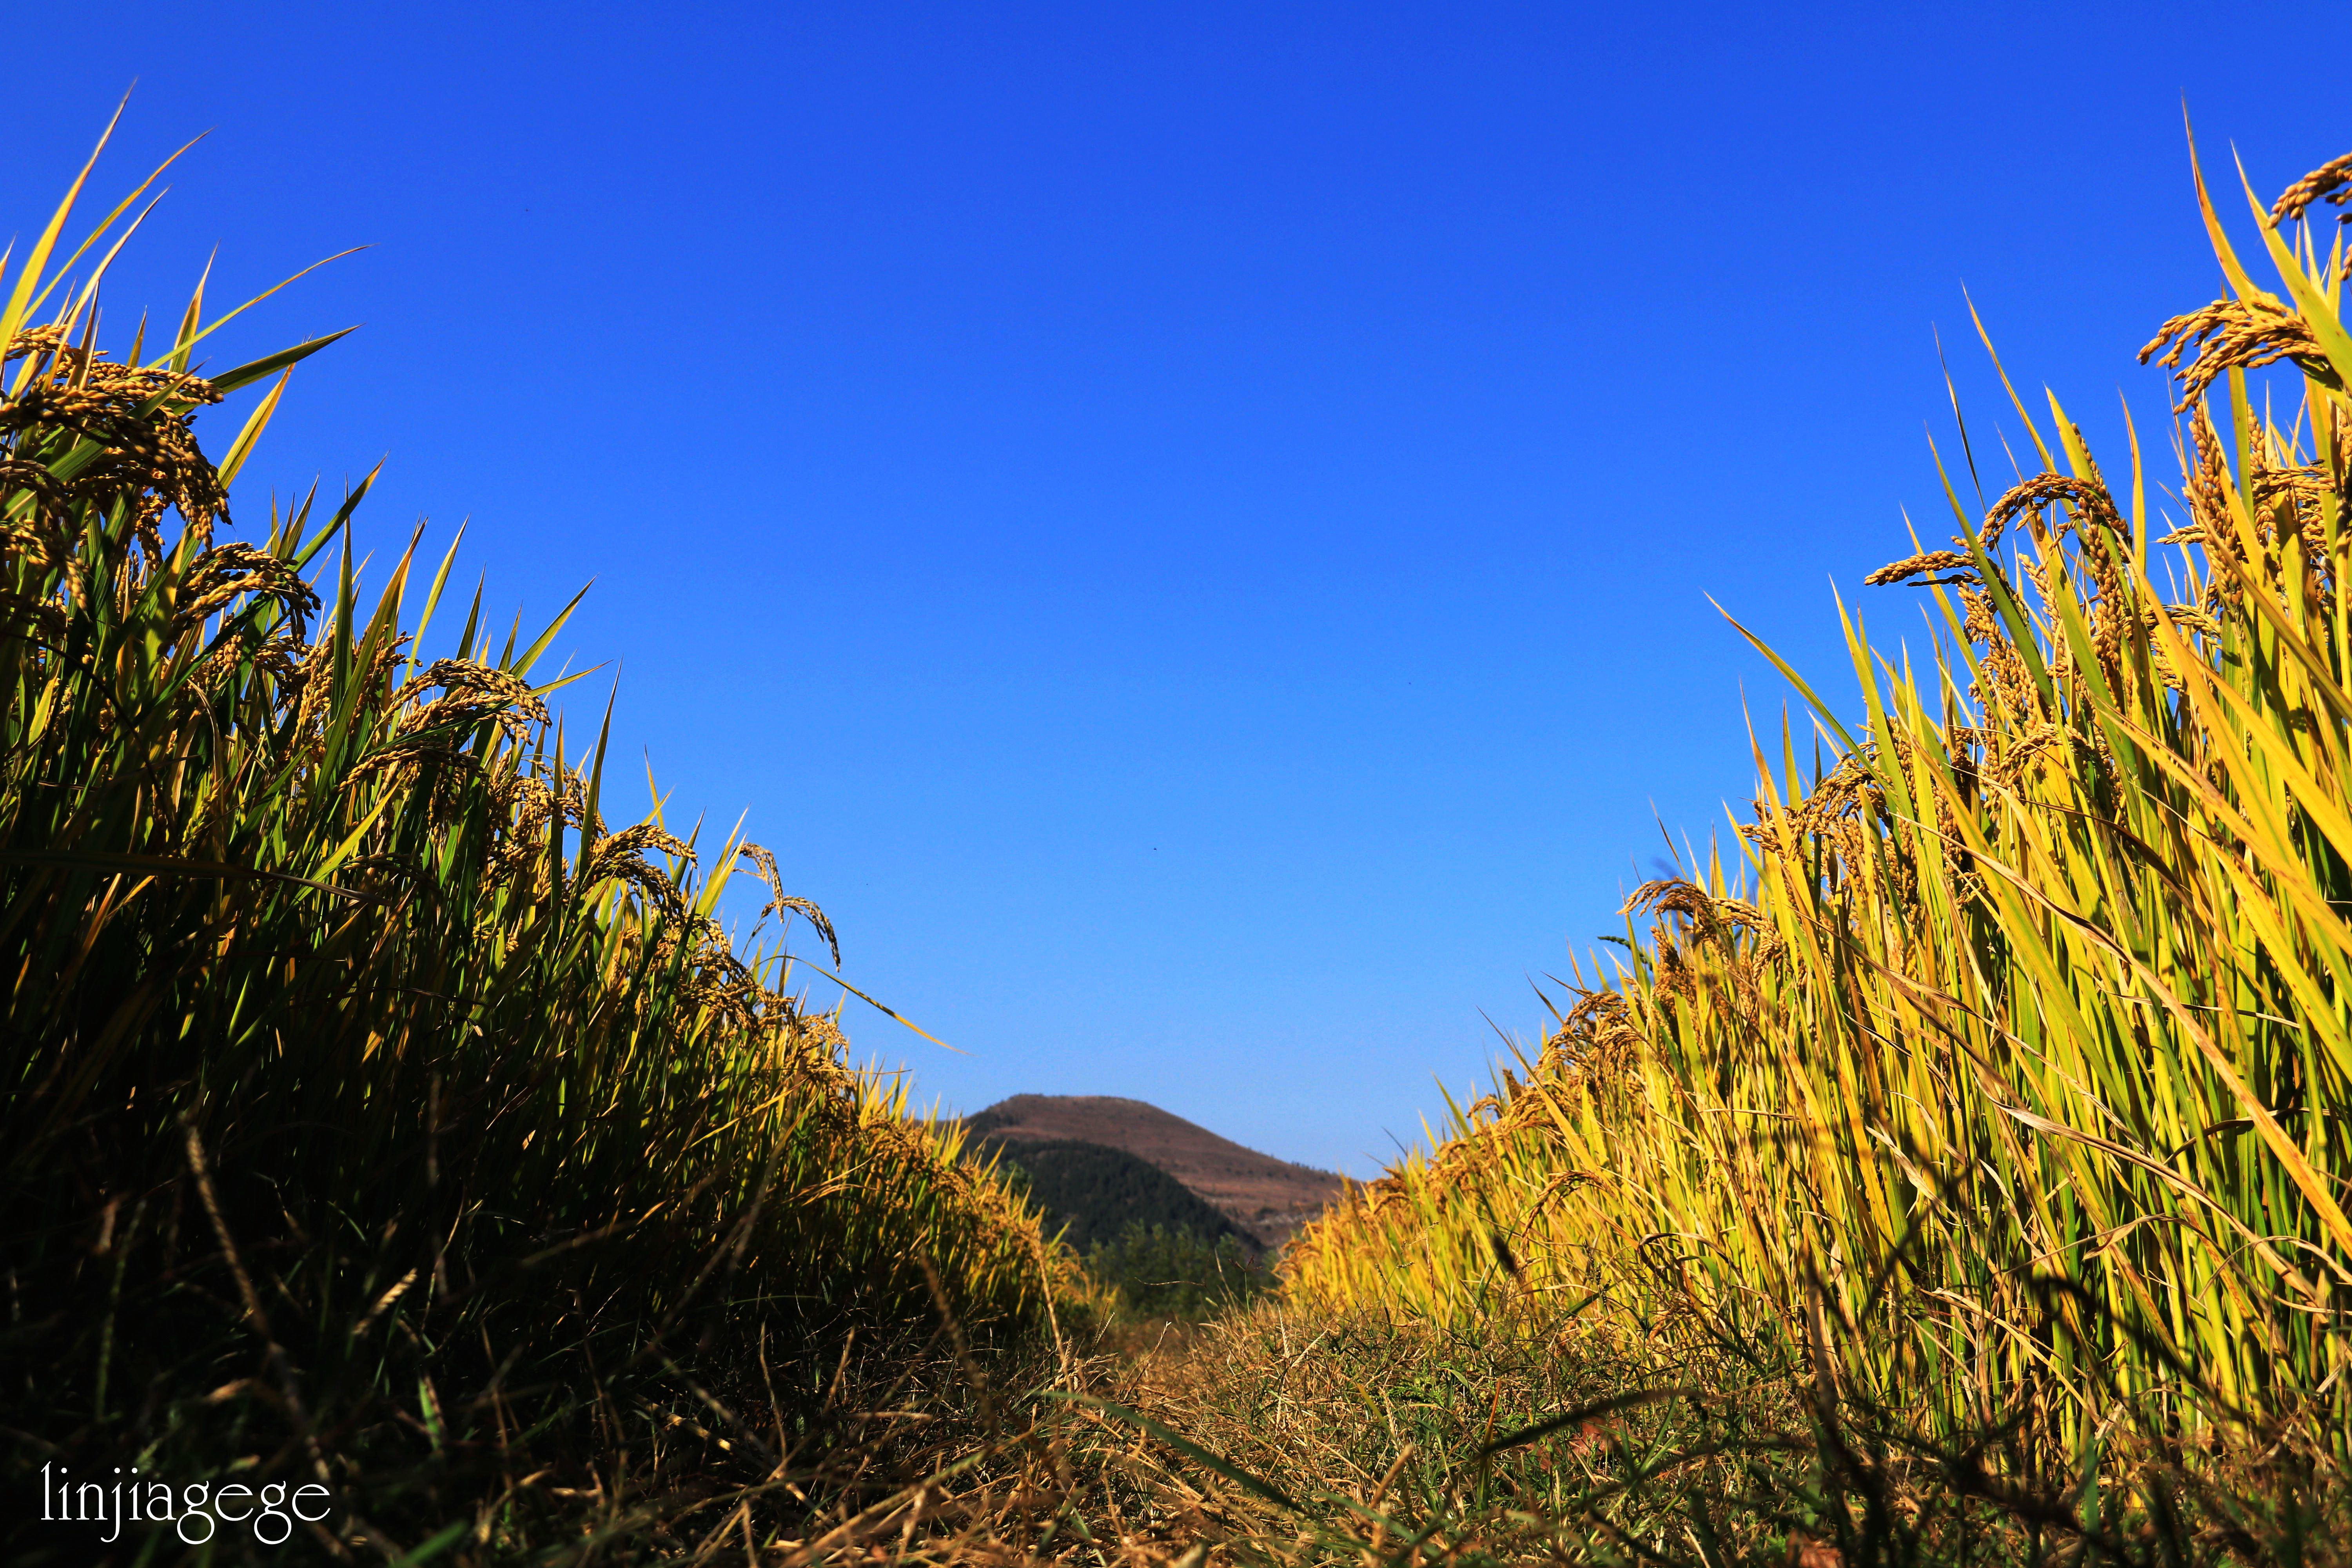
[22,2,2348,1172]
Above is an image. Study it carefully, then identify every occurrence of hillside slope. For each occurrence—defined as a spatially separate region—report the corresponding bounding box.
[973,1138,1247,1252]
[964,1095,1343,1249]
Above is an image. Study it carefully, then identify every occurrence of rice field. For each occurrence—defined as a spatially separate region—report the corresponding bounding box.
[0,116,1074,1563]
[8,105,2352,1566]
[1283,138,2352,1552]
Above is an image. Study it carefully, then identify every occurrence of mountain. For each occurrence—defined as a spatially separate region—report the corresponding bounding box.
[962,1094,1345,1250]
[970,1138,1247,1252]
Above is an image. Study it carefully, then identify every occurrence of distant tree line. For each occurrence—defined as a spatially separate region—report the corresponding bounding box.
[1084,1224,1273,1318]
[967,1136,1279,1316]
[971,1136,1243,1252]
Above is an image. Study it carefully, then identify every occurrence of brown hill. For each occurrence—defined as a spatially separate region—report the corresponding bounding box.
[963,1094,1343,1250]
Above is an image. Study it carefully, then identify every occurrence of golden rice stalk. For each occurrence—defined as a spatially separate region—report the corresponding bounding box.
[1287,141,2352,1513]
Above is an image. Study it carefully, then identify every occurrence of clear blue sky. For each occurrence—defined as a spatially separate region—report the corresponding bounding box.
[22,3,2347,1172]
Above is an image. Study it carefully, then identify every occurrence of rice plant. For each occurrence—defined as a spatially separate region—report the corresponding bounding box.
[0,113,1072,1562]
[1285,139,2352,1552]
